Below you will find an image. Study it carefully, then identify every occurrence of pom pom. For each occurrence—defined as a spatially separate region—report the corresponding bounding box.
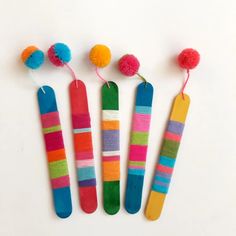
[21,46,44,69]
[48,43,71,67]
[178,48,200,70]
[118,54,140,76]
[89,44,111,68]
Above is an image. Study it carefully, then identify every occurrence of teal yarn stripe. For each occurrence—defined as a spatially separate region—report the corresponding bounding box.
[73,127,91,134]
[77,166,95,181]
[135,106,152,114]
[159,156,176,168]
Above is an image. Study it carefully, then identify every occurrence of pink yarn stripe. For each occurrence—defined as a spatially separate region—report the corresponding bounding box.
[72,114,91,129]
[76,159,94,168]
[44,131,64,151]
[156,164,173,174]
[51,175,70,189]
[102,155,120,162]
[128,165,145,169]
[129,145,147,161]
[75,151,93,160]
[41,111,60,128]
[132,113,151,132]
[164,131,181,142]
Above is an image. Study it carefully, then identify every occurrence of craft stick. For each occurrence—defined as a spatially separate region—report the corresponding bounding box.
[101,81,120,215]
[145,93,190,220]
[37,86,72,218]
[125,82,153,214]
[69,80,97,213]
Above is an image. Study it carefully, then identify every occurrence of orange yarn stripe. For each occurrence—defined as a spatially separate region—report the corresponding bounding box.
[47,148,66,162]
[74,132,93,152]
[102,120,119,130]
[103,161,120,181]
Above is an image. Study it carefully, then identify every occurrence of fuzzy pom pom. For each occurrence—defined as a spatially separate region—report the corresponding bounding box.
[178,48,200,70]
[118,54,140,76]
[48,43,71,67]
[89,44,111,68]
[21,46,44,69]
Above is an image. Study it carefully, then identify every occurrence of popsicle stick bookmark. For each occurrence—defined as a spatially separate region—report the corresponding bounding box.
[21,46,72,218]
[69,81,97,213]
[89,44,120,215]
[48,43,97,213]
[145,48,200,220]
[118,55,154,213]
[38,86,72,218]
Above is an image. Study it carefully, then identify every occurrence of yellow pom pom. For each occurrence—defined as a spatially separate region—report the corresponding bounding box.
[89,44,111,68]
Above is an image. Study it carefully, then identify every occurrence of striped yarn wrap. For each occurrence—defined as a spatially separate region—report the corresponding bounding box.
[145,94,190,221]
[69,80,97,213]
[102,81,120,215]
[125,82,153,214]
[151,95,190,194]
[151,121,181,193]
[37,86,72,218]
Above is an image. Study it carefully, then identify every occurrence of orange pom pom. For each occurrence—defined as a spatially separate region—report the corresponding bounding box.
[89,44,111,68]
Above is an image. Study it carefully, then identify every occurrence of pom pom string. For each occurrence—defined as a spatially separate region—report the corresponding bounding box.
[177,48,200,100]
[28,70,46,94]
[118,54,148,86]
[180,69,190,100]
[21,45,45,93]
[137,72,147,84]
[47,43,79,88]
[95,67,110,88]
[64,63,79,88]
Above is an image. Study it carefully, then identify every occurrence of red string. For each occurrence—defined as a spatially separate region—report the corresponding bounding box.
[180,69,190,100]
[95,67,110,88]
[65,63,79,88]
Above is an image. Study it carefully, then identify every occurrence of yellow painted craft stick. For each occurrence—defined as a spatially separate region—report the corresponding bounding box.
[145,93,190,220]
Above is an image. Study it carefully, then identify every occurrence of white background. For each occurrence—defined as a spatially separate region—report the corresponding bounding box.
[0,0,235,235]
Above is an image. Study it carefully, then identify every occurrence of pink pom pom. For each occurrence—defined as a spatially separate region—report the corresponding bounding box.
[118,54,140,76]
[178,48,200,70]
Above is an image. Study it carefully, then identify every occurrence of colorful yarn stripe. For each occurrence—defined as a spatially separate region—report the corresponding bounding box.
[37,86,72,219]
[69,80,97,213]
[145,94,190,221]
[125,82,153,214]
[101,81,120,215]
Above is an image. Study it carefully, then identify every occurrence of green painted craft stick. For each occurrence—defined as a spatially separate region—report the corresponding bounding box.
[101,81,120,215]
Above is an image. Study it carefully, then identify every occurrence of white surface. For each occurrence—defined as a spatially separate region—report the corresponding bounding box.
[0,0,236,235]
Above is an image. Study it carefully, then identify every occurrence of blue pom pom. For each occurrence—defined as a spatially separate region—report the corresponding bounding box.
[25,50,45,69]
[54,43,71,63]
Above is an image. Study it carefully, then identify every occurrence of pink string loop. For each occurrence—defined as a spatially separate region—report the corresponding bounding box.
[95,67,110,88]
[65,63,79,88]
[180,69,190,100]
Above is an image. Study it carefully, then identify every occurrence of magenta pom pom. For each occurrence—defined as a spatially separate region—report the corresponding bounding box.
[48,43,71,67]
[118,54,140,76]
[48,46,63,66]
[178,48,200,70]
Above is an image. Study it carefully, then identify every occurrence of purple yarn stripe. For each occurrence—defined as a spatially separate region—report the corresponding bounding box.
[102,130,120,151]
[155,171,171,179]
[78,178,96,187]
[167,120,185,135]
